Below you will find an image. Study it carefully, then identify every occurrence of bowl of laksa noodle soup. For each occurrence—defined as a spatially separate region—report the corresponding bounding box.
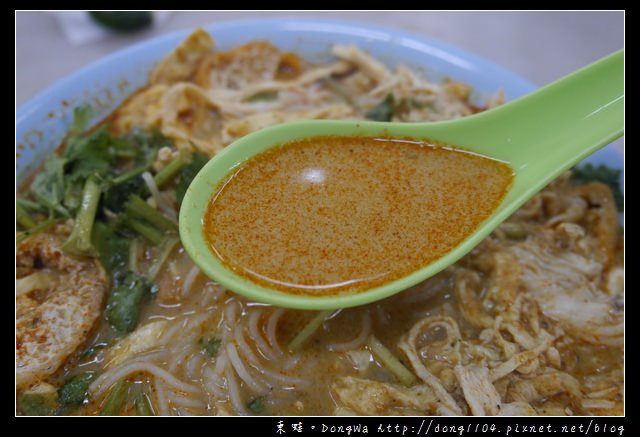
[16,18,623,416]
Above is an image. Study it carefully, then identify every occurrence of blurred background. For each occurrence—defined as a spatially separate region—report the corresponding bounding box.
[16,10,624,153]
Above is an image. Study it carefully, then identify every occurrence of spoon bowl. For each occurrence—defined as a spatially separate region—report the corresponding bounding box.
[179,49,623,310]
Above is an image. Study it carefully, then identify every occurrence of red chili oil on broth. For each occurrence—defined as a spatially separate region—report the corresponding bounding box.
[203,135,514,297]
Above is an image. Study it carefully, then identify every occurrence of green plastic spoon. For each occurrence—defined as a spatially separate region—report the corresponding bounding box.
[179,49,624,310]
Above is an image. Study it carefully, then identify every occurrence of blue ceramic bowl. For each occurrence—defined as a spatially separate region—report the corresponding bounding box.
[16,16,622,186]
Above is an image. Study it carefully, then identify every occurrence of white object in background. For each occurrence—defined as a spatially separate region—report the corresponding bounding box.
[51,11,173,46]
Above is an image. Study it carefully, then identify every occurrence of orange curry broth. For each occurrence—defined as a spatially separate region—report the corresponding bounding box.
[203,135,514,297]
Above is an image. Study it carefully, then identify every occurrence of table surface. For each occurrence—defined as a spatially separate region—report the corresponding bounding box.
[16,10,624,154]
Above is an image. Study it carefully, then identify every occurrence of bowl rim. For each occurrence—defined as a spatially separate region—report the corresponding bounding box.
[17,16,543,185]
[16,16,623,309]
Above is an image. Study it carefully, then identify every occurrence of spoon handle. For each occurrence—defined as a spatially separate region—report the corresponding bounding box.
[396,49,624,242]
[500,48,622,168]
[429,49,624,172]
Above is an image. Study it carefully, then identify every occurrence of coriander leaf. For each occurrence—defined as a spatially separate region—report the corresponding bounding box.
[58,372,97,407]
[61,174,103,256]
[106,271,153,335]
[71,104,93,135]
[570,163,624,211]
[365,94,395,121]
[176,151,209,206]
[92,220,130,277]
[248,396,267,414]
[200,337,222,357]
[28,155,69,217]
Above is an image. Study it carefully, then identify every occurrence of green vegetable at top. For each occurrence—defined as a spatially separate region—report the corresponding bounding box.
[89,11,153,32]
[16,105,205,250]
[17,104,210,338]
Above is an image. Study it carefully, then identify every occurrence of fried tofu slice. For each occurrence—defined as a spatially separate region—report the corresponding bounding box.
[150,27,214,85]
[16,226,108,389]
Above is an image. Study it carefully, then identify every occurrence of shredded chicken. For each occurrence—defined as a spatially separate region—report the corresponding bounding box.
[331,376,438,415]
[110,28,499,156]
[335,174,623,416]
